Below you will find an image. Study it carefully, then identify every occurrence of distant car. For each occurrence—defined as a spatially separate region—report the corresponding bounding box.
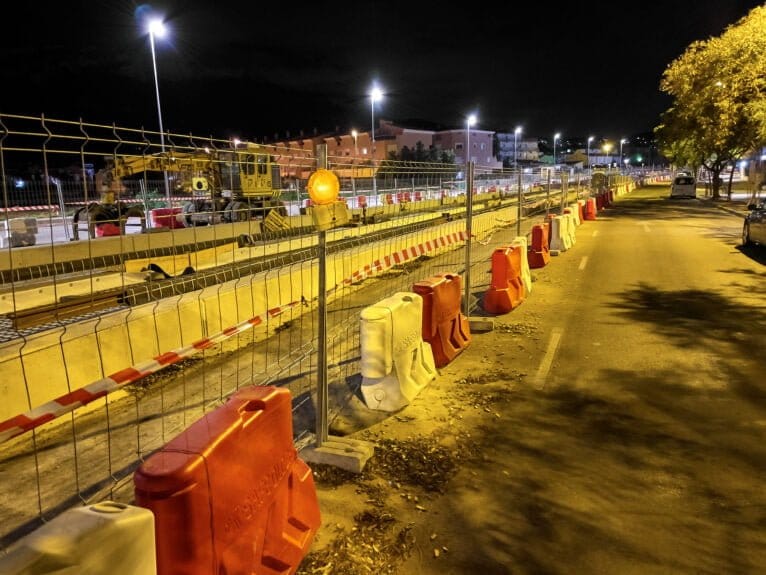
[670,175,697,198]
[742,200,766,246]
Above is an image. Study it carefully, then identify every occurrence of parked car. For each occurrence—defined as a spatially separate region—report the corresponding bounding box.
[743,200,766,246]
[670,175,697,198]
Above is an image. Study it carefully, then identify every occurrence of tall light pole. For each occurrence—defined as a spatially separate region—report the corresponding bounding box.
[553,132,561,167]
[587,136,594,172]
[514,126,522,168]
[147,18,171,208]
[351,129,358,156]
[369,86,382,193]
[229,138,241,198]
[466,113,477,171]
[620,138,627,172]
[603,142,613,166]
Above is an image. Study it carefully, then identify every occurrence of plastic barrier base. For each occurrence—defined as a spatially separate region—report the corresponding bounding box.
[134,386,320,575]
[414,273,471,368]
[0,502,157,575]
[528,249,551,269]
[360,292,437,412]
[483,245,525,314]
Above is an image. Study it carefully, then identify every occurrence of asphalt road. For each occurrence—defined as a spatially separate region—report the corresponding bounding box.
[318,184,766,574]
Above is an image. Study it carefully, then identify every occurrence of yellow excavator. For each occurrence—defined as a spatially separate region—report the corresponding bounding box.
[73,143,288,239]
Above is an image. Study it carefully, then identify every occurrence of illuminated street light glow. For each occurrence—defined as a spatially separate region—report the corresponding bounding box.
[369,85,383,193]
[620,138,628,173]
[603,141,613,165]
[553,132,561,166]
[514,126,522,168]
[466,113,477,169]
[147,17,170,207]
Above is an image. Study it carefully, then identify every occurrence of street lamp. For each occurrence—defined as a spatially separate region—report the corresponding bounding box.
[369,87,383,157]
[553,132,561,166]
[229,138,242,196]
[620,138,627,172]
[602,142,613,165]
[147,18,171,207]
[466,113,477,167]
[369,86,382,193]
[514,126,522,168]
[587,136,594,172]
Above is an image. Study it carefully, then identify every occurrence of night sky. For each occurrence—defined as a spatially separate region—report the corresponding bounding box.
[1,1,763,143]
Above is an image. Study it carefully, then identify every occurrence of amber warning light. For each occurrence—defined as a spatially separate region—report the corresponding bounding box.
[307,169,340,205]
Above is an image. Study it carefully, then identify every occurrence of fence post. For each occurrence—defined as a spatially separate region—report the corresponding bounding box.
[517,170,523,237]
[546,169,552,217]
[560,172,568,215]
[300,144,374,473]
[462,161,474,318]
[316,227,329,446]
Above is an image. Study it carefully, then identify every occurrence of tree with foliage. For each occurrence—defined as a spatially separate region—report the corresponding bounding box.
[655,4,766,198]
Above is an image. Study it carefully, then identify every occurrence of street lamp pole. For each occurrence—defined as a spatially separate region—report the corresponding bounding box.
[587,136,594,173]
[514,126,522,168]
[351,129,358,156]
[602,142,613,167]
[466,113,477,179]
[369,86,382,193]
[620,138,627,173]
[553,132,560,167]
[148,18,171,208]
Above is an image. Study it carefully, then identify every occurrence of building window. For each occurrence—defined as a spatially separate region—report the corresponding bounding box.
[456,143,464,151]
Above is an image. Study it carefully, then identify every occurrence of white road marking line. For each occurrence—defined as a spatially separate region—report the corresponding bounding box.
[593,230,599,237]
[578,256,588,271]
[534,327,563,390]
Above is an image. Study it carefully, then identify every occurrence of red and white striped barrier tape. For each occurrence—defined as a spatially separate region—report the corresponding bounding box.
[65,197,197,207]
[0,228,471,443]
[1,206,60,213]
[0,300,301,444]
[338,230,469,288]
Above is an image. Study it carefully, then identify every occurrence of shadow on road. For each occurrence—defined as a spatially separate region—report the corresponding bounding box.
[736,243,766,265]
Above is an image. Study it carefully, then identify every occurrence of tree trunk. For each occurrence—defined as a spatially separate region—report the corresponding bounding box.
[711,171,721,199]
[727,163,736,200]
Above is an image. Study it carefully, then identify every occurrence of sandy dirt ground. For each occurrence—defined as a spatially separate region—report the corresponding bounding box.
[296,258,557,575]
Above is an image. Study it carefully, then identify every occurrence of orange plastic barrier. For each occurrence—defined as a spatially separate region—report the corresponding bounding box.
[357,195,367,207]
[483,245,526,314]
[134,386,320,575]
[385,193,394,204]
[150,207,184,229]
[583,198,597,220]
[413,273,471,367]
[95,222,122,237]
[528,223,551,269]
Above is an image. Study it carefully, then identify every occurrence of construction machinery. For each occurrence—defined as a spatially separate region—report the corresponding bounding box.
[73,143,288,239]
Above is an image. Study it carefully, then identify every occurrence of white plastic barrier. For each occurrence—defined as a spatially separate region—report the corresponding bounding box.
[0,501,156,575]
[549,216,569,253]
[360,292,437,412]
[564,212,576,246]
[564,204,581,226]
[510,235,532,294]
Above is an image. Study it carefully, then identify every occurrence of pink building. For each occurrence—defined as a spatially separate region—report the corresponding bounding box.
[267,119,503,178]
